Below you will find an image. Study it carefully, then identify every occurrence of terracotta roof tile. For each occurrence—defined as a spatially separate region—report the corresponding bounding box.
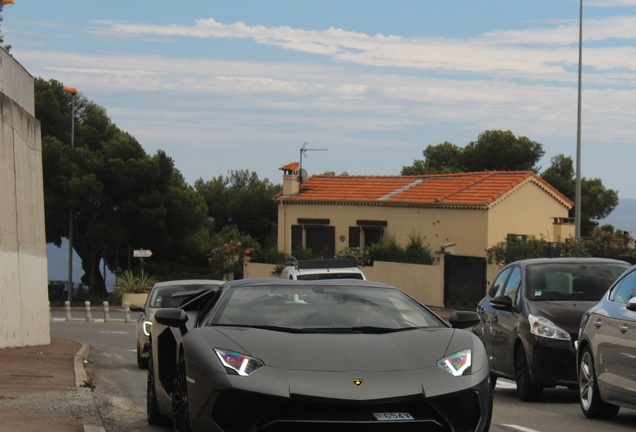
[278,171,573,208]
[279,162,299,171]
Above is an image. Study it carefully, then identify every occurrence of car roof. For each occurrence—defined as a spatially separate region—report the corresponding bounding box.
[293,267,363,274]
[223,277,393,289]
[152,279,225,288]
[510,257,630,266]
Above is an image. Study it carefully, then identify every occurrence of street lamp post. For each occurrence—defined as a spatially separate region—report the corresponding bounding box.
[64,86,77,303]
[575,0,583,239]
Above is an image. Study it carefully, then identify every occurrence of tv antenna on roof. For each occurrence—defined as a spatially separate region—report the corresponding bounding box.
[299,141,327,184]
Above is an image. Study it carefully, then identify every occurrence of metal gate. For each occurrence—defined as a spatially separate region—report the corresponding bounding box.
[444,255,487,310]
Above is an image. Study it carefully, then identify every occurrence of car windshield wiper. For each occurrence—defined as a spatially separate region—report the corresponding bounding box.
[299,326,420,334]
[353,326,419,334]
[217,324,310,333]
[215,324,421,334]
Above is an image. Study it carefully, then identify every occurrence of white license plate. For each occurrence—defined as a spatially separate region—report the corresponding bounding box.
[373,412,414,421]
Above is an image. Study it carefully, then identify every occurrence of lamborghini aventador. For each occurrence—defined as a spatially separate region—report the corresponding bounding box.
[147,278,492,432]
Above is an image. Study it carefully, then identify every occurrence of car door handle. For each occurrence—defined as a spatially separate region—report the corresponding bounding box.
[620,324,629,334]
[594,319,602,329]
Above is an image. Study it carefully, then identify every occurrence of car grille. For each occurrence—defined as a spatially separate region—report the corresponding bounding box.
[211,389,483,432]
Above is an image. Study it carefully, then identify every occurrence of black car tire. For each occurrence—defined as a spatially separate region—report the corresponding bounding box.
[146,343,165,425]
[137,344,148,369]
[579,346,620,419]
[514,344,543,402]
[172,351,191,432]
[490,374,498,389]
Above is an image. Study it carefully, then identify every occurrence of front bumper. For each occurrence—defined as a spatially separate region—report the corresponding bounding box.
[529,336,577,387]
[188,373,492,432]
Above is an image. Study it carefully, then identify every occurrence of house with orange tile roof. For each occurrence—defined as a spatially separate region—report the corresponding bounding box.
[275,163,575,259]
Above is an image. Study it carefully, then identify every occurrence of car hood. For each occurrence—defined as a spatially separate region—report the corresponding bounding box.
[213,327,462,372]
[527,301,597,336]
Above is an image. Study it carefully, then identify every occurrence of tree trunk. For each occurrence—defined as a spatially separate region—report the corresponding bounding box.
[74,236,108,299]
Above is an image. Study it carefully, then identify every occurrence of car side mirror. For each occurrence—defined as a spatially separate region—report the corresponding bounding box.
[627,297,636,312]
[448,310,481,329]
[490,295,513,311]
[155,308,189,335]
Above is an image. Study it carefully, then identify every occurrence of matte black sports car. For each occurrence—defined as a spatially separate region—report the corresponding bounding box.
[147,278,492,432]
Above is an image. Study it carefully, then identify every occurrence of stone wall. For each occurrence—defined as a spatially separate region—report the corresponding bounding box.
[0,49,49,348]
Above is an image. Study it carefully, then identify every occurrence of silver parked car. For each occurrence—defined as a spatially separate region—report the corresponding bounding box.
[130,279,224,368]
[577,264,636,419]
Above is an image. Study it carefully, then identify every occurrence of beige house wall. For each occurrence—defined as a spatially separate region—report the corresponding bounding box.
[0,50,49,348]
[278,203,490,257]
[487,181,573,246]
[244,260,445,307]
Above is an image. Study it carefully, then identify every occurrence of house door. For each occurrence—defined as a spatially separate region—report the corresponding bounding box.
[444,255,487,310]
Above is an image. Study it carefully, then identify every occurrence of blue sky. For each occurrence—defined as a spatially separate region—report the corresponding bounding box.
[4,0,636,202]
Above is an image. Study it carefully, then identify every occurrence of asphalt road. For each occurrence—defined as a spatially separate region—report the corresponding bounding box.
[50,312,636,432]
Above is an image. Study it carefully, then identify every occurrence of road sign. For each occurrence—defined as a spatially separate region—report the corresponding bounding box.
[133,249,153,258]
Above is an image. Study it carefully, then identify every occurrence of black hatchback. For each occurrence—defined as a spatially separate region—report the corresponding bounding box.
[474,257,630,401]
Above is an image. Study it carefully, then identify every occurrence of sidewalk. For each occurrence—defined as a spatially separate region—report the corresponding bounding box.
[0,339,105,432]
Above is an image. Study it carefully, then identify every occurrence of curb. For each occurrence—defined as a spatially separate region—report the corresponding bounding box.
[74,343,106,432]
[74,343,90,387]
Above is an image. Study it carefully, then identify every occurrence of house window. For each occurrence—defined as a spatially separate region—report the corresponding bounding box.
[363,226,383,247]
[292,219,335,257]
[349,220,387,248]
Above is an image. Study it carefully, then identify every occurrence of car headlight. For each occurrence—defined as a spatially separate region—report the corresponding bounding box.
[529,314,570,340]
[214,348,264,376]
[142,320,153,337]
[437,349,472,377]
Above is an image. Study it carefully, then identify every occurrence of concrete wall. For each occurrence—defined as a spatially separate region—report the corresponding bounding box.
[0,49,49,348]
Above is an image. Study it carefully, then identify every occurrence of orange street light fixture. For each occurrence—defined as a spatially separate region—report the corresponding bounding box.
[63,86,77,95]
[3,0,15,6]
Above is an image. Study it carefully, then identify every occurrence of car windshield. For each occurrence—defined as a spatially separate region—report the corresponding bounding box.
[149,283,221,308]
[526,262,629,301]
[210,285,445,331]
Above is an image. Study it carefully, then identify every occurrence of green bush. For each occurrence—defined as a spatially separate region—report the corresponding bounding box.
[113,270,157,300]
[367,234,433,265]
[336,247,371,266]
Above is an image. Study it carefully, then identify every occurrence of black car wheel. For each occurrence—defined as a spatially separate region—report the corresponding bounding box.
[137,344,148,369]
[146,343,164,425]
[514,344,543,402]
[579,346,620,419]
[172,351,191,432]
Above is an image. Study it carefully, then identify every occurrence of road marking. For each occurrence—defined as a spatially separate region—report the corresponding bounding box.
[99,331,130,334]
[496,378,517,390]
[503,425,541,432]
